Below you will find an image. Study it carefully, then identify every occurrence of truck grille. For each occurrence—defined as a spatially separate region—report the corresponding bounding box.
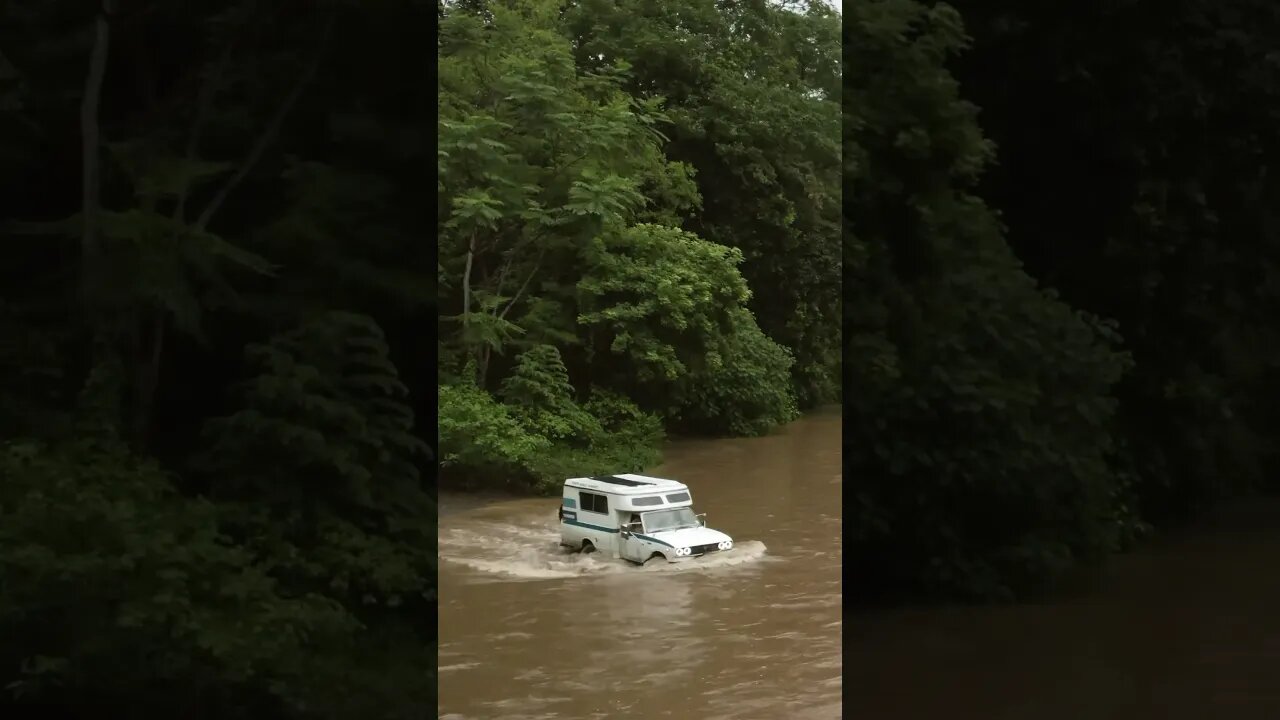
[689,543,719,556]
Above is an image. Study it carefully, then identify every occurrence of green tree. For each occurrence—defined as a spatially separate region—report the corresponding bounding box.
[675,308,800,436]
[563,0,842,407]
[946,0,1280,519]
[578,223,798,433]
[844,0,1136,600]
[437,0,808,494]
[438,0,699,387]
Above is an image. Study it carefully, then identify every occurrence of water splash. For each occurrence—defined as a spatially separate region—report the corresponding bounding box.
[440,512,769,581]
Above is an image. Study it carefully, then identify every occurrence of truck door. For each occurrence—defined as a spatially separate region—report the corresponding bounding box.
[617,512,643,562]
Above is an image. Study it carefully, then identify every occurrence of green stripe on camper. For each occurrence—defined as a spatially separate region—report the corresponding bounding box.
[564,518,617,533]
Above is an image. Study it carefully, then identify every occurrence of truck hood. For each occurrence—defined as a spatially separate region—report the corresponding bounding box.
[647,526,732,548]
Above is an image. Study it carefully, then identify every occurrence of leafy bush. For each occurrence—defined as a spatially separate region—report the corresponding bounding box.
[584,388,665,458]
[440,382,551,483]
[577,223,750,389]
[499,344,602,443]
[0,439,357,717]
[193,312,437,714]
[524,388,665,488]
[675,309,799,436]
[440,370,664,494]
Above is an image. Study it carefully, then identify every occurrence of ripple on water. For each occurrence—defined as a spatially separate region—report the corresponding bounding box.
[439,516,769,581]
[439,412,843,720]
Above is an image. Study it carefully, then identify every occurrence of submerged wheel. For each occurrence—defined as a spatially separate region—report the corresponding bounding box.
[643,552,666,566]
[580,540,596,554]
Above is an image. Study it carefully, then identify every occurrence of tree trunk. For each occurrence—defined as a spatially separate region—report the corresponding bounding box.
[128,9,333,447]
[175,23,241,224]
[80,0,114,316]
[462,231,477,381]
[497,246,545,321]
[131,310,164,448]
[462,232,476,328]
[478,345,491,388]
[79,0,120,430]
[194,8,336,232]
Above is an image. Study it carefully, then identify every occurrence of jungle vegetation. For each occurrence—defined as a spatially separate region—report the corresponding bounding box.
[0,0,839,716]
[846,0,1280,601]
[438,0,842,492]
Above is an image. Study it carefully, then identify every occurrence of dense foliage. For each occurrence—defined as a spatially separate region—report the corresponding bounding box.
[437,0,840,491]
[946,0,1280,522]
[0,0,839,714]
[845,0,1138,601]
[846,0,1280,601]
[0,0,435,716]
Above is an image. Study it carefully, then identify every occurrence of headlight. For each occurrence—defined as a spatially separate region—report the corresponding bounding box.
[676,547,690,557]
[717,540,729,551]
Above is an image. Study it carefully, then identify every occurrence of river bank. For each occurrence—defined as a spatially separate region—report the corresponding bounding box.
[437,404,843,497]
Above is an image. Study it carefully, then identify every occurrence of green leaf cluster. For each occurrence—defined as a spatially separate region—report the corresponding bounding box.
[441,346,664,493]
[0,439,365,716]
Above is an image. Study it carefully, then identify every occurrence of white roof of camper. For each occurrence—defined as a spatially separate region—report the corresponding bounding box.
[564,473,689,496]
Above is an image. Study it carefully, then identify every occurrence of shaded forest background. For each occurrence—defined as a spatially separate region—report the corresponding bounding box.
[0,0,439,717]
[9,0,1280,713]
[847,0,1280,601]
[0,0,840,717]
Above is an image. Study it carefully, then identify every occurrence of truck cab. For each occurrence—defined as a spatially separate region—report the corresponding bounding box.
[559,474,734,564]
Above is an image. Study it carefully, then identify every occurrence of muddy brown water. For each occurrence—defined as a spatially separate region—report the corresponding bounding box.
[437,409,843,720]
[846,499,1280,720]
[441,407,1280,719]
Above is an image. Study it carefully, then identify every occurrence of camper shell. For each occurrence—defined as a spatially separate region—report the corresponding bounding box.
[559,473,734,564]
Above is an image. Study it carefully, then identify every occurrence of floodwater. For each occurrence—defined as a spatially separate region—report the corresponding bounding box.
[846,498,1280,719]
[438,408,842,720]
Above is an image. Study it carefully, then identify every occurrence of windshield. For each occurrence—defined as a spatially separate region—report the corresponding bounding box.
[643,507,698,532]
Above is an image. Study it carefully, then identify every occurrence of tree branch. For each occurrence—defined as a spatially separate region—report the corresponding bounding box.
[492,253,513,298]
[498,245,546,321]
[462,230,476,330]
[174,22,244,224]
[193,8,337,231]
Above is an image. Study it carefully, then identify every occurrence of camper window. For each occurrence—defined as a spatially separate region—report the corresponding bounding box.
[633,496,663,506]
[666,492,691,503]
[580,491,609,514]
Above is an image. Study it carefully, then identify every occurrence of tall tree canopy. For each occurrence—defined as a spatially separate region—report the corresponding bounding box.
[0,0,840,714]
[844,0,1141,600]
[437,0,841,492]
[846,0,1280,601]
[946,0,1280,523]
[563,0,843,408]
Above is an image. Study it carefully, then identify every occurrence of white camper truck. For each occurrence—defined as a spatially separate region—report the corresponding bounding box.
[558,474,734,564]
